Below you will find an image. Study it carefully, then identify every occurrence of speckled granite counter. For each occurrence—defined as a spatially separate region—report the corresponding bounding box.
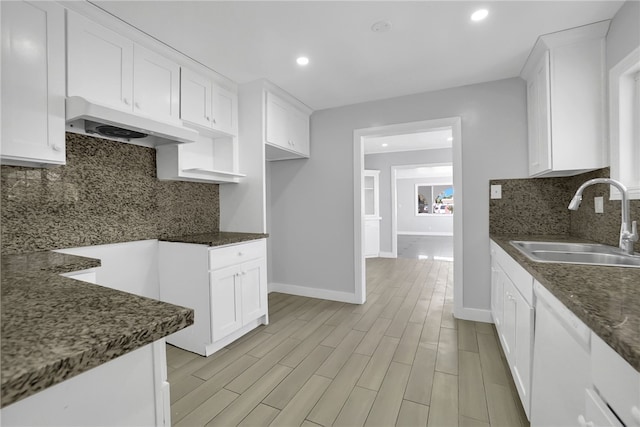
[491,234,640,372]
[161,231,268,246]
[1,251,194,408]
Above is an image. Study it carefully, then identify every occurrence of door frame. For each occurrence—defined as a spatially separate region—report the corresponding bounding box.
[391,162,453,258]
[353,117,462,315]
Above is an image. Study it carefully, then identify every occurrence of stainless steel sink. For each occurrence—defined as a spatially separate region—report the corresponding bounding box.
[510,241,640,268]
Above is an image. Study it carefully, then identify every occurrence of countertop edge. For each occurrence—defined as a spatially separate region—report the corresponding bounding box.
[490,234,640,372]
[1,251,194,408]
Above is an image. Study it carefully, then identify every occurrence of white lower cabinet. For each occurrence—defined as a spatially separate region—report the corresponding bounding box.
[490,240,534,419]
[158,239,268,356]
[590,332,640,427]
[1,340,170,427]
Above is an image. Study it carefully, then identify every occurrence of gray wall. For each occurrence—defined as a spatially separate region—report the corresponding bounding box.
[365,148,452,253]
[397,177,454,236]
[269,77,528,311]
[606,0,639,70]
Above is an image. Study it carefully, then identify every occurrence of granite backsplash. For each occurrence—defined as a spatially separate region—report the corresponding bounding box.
[1,133,220,254]
[490,168,640,253]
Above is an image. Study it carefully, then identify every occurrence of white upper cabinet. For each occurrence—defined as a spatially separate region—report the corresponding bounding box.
[180,67,238,136]
[265,91,311,160]
[67,10,134,112]
[132,45,180,121]
[1,1,66,167]
[67,11,180,123]
[521,21,609,178]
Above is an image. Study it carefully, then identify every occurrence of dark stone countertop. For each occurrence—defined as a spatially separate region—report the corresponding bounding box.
[491,234,640,372]
[0,251,194,408]
[160,231,268,247]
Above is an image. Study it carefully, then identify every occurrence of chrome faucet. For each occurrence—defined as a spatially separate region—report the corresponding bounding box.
[568,178,638,255]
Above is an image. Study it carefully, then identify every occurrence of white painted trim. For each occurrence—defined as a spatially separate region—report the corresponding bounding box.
[397,231,454,236]
[354,117,463,313]
[609,46,640,201]
[455,307,493,323]
[391,167,399,258]
[378,251,396,258]
[268,282,360,304]
[450,118,464,320]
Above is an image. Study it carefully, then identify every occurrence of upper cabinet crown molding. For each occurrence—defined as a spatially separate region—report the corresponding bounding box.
[1,1,66,167]
[521,20,610,177]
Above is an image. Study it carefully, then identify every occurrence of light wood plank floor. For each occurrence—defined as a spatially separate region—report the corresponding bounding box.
[166,258,529,427]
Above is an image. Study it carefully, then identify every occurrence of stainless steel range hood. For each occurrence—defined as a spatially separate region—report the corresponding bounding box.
[65,96,198,147]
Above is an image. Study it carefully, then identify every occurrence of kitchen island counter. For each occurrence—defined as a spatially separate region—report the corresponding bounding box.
[0,250,194,408]
[490,234,640,372]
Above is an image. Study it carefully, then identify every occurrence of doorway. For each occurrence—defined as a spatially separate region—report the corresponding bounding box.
[353,117,462,315]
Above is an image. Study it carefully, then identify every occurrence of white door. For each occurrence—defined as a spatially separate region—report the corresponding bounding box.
[67,11,133,111]
[1,0,65,166]
[364,170,381,258]
[180,68,212,129]
[210,266,242,341]
[240,258,267,324]
[265,92,290,150]
[527,51,552,176]
[211,83,237,136]
[289,106,310,156]
[133,45,180,122]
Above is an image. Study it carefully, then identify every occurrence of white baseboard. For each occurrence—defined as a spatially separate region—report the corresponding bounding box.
[268,282,360,304]
[397,231,454,236]
[378,251,396,258]
[453,306,493,323]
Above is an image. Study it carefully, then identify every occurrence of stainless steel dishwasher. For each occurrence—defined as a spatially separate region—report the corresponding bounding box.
[531,281,591,427]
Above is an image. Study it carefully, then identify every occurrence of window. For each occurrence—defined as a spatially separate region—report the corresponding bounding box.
[416,184,454,215]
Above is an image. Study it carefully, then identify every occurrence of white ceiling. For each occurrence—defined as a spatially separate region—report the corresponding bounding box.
[363,129,452,154]
[92,1,623,111]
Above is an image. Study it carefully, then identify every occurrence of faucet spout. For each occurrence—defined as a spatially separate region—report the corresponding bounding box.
[568,178,638,255]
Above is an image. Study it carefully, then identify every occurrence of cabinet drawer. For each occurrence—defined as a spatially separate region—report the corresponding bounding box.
[209,239,266,271]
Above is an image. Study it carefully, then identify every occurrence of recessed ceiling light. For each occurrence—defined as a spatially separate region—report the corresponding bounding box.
[371,20,392,33]
[382,143,389,147]
[471,9,489,22]
[447,137,453,142]
[296,56,309,66]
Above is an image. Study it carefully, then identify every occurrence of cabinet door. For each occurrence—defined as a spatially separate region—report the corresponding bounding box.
[210,266,242,341]
[501,276,517,360]
[180,68,212,129]
[133,45,180,122]
[265,92,290,149]
[211,83,238,136]
[513,286,534,413]
[1,1,65,167]
[288,105,310,156]
[240,258,267,324]
[490,264,504,331]
[527,52,552,176]
[67,11,133,111]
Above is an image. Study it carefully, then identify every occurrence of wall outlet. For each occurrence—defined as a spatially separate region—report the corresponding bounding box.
[490,185,502,199]
[594,196,604,213]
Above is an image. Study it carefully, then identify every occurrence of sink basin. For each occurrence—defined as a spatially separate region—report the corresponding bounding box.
[510,241,640,268]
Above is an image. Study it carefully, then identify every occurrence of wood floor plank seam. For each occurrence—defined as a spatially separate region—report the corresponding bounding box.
[166,258,529,427]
